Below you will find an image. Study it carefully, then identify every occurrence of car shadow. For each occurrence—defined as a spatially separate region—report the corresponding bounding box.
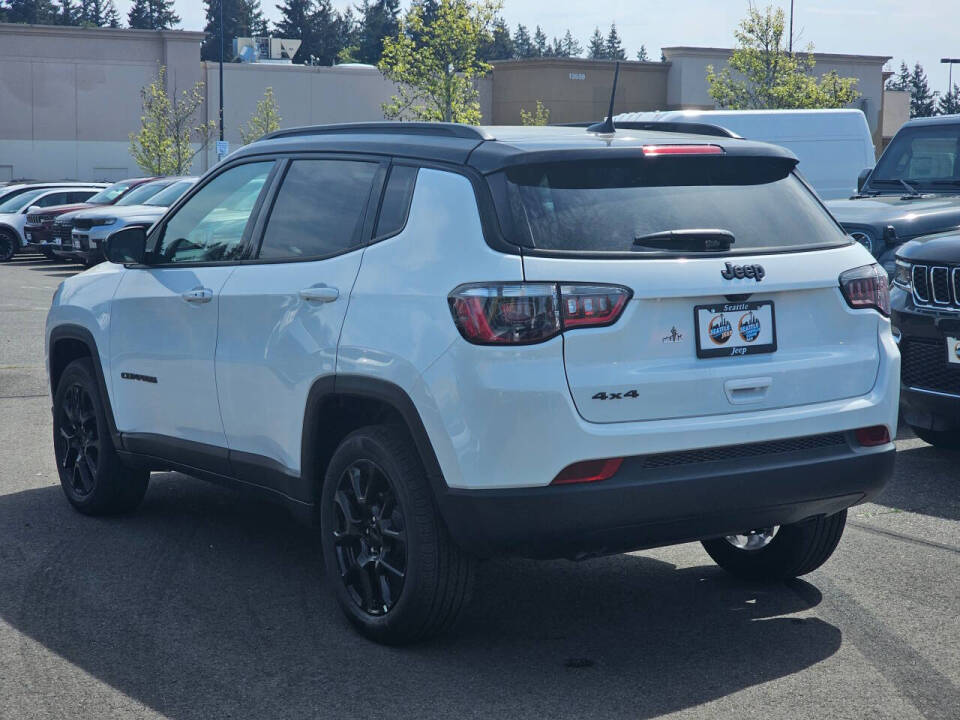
[0,476,841,720]
[867,443,960,522]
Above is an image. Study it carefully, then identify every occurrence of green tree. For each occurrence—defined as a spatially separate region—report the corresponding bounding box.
[605,23,625,61]
[706,5,860,110]
[555,29,582,58]
[478,16,513,61]
[520,99,549,126]
[939,84,960,116]
[532,25,547,57]
[908,63,937,118]
[379,0,497,123]
[5,0,59,23]
[885,61,911,91]
[201,0,268,61]
[239,86,281,144]
[129,66,217,175]
[587,27,606,60]
[636,45,649,62]
[55,0,81,24]
[128,0,179,29]
[513,23,533,58]
[79,0,120,26]
[354,0,400,64]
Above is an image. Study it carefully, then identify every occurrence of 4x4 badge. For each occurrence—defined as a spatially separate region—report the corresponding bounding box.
[721,262,765,281]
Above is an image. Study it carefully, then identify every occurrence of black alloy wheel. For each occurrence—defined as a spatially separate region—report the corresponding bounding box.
[0,231,15,262]
[57,382,101,499]
[331,459,407,616]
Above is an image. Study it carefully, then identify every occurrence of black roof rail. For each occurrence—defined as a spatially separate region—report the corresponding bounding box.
[555,120,740,139]
[261,122,495,142]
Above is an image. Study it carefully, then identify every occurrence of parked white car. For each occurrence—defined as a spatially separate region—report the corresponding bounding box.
[0,185,103,261]
[46,122,898,644]
[616,109,876,200]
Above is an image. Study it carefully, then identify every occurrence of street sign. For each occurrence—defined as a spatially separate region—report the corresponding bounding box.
[216,140,229,157]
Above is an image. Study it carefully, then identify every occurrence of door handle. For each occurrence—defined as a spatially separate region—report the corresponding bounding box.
[299,286,340,303]
[181,287,214,304]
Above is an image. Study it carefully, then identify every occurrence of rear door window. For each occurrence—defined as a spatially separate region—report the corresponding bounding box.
[489,157,848,255]
[374,165,418,238]
[257,159,379,260]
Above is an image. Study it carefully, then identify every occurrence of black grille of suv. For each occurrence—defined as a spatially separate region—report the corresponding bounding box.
[54,223,73,244]
[901,337,960,396]
[910,264,960,310]
[636,433,848,470]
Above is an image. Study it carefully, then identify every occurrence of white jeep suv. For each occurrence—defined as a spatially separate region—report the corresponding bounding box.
[46,122,899,644]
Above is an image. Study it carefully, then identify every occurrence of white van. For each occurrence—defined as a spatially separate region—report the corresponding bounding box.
[615,109,876,200]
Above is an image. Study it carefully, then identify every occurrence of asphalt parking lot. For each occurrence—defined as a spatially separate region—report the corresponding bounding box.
[0,253,958,720]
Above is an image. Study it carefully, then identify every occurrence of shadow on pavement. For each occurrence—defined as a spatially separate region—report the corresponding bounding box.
[0,476,841,720]
[870,444,960,522]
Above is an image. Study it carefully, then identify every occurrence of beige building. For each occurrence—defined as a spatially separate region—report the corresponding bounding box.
[0,22,906,181]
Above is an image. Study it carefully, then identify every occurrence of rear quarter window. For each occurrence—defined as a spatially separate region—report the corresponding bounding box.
[488,157,848,255]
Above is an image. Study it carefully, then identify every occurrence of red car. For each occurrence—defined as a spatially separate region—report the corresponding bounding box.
[23,177,159,258]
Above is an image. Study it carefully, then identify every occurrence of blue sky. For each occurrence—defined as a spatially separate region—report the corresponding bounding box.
[113,0,958,92]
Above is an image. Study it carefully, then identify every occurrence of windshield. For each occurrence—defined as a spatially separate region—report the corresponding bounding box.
[114,180,172,206]
[871,124,960,190]
[490,158,847,254]
[86,180,136,205]
[145,180,195,207]
[0,188,46,213]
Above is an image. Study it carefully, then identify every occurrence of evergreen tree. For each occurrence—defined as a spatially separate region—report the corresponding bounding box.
[885,60,911,91]
[938,84,960,115]
[605,23,625,60]
[5,0,60,24]
[274,0,314,63]
[354,0,400,65]
[478,17,514,61]
[636,45,650,61]
[513,23,533,59]
[56,0,81,25]
[79,0,121,26]
[128,0,179,29]
[201,0,268,61]
[532,25,547,57]
[332,6,359,63]
[587,26,606,60]
[909,63,937,118]
[560,29,582,58]
[103,0,119,26]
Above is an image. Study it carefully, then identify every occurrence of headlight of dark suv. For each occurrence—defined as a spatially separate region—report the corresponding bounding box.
[893,260,912,290]
[848,228,879,256]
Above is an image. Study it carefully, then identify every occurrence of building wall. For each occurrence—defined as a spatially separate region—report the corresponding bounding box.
[0,23,204,181]
[662,47,891,147]
[490,58,669,125]
[882,89,911,148]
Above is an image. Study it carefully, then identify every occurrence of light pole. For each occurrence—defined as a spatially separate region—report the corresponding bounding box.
[218,0,226,162]
[942,58,960,93]
[789,0,795,54]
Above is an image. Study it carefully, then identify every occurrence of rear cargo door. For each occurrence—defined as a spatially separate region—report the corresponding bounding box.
[495,152,882,423]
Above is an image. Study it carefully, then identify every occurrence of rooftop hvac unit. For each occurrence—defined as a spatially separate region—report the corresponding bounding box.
[233,37,302,64]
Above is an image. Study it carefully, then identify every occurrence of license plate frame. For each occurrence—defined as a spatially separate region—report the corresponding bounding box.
[694,300,777,359]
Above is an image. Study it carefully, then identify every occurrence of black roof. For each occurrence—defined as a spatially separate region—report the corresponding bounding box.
[231,122,798,174]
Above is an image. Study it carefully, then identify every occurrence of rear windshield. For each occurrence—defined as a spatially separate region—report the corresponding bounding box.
[489,158,848,255]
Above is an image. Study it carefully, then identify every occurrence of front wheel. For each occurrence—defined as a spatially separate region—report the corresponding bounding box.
[0,231,16,262]
[701,510,847,581]
[320,425,475,645]
[53,358,150,515]
[911,425,960,451]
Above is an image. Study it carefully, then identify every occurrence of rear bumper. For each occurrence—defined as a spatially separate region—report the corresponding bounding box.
[436,442,895,558]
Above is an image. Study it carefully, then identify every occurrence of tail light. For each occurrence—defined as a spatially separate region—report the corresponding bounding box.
[552,458,624,485]
[855,425,890,447]
[839,264,890,316]
[448,283,631,345]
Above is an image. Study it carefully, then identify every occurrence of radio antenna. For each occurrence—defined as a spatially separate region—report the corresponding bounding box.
[587,61,621,134]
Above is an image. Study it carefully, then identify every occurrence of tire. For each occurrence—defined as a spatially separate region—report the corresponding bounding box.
[320,425,475,645]
[53,358,149,515]
[0,230,16,262]
[911,425,960,451]
[701,510,847,581]
[39,246,56,260]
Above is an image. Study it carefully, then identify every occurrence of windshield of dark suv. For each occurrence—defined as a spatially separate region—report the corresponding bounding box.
[489,157,848,254]
[870,124,960,191]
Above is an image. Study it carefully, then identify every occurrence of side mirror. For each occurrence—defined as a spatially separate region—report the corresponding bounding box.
[104,226,148,265]
[857,167,873,193]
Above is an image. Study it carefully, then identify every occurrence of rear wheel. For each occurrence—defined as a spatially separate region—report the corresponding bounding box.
[53,358,149,515]
[911,426,960,451]
[320,425,475,645]
[702,510,847,581]
[0,230,16,262]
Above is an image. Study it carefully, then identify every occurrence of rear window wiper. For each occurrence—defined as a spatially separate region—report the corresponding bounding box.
[633,229,735,252]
